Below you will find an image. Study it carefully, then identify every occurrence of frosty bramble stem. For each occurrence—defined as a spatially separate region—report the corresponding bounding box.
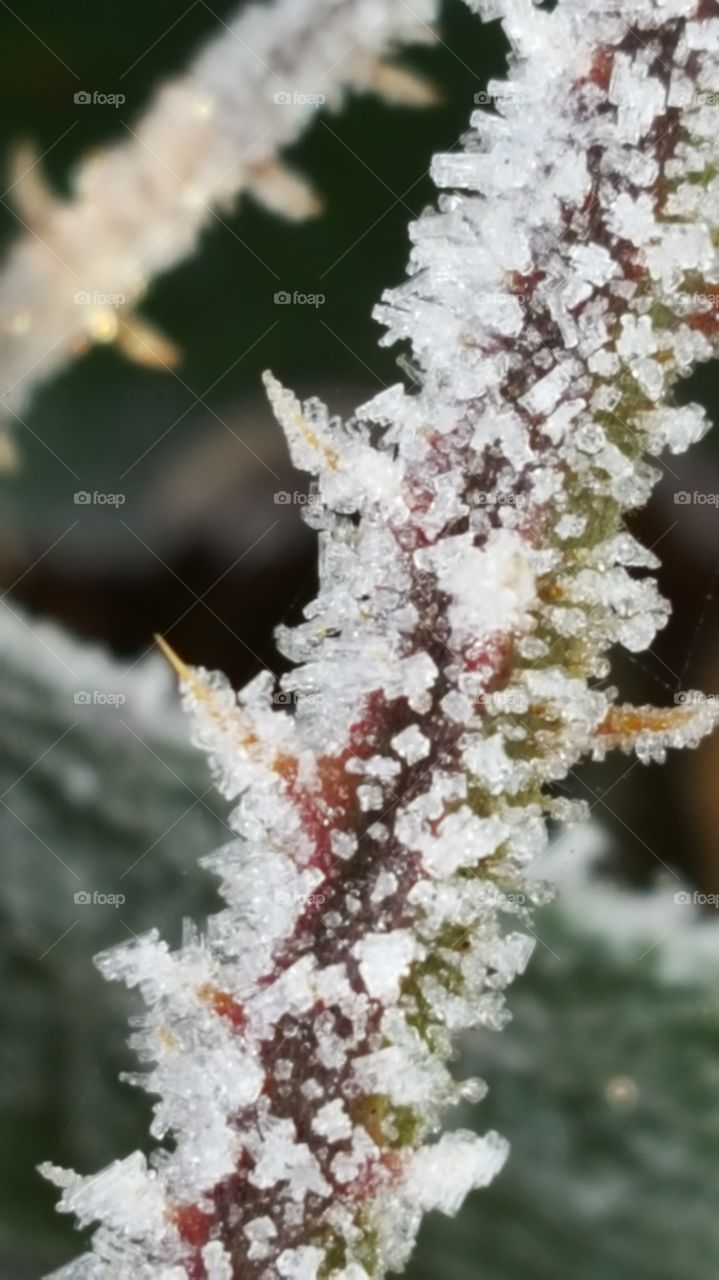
[43,1,719,1277]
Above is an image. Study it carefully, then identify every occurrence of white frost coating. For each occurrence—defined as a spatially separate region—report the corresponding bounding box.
[311,1099,353,1142]
[353,931,419,1001]
[249,1118,330,1201]
[416,530,537,643]
[371,869,399,904]
[402,1131,509,1215]
[41,1154,170,1238]
[244,1217,277,1262]
[276,1247,325,1279]
[46,1,719,1278]
[391,724,431,764]
[201,1243,233,1280]
[403,809,510,877]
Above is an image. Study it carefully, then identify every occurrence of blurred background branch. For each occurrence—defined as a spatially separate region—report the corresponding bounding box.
[0,0,441,446]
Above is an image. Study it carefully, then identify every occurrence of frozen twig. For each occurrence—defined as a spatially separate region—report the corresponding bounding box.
[43,1,719,1277]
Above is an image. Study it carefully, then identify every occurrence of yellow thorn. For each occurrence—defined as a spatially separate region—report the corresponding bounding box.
[154,633,193,684]
[0,430,19,473]
[116,314,182,370]
[10,141,58,226]
[598,704,697,739]
[154,633,261,753]
[247,160,324,221]
[263,371,339,470]
[370,63,443,107]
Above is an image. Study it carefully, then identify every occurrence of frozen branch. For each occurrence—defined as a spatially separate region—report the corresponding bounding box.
[42,1,719,1277]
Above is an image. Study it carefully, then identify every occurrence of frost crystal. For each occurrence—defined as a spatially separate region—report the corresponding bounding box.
[45,1,719,1277]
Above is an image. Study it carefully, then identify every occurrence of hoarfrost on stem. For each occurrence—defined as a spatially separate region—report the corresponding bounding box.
[44,0,719,1276]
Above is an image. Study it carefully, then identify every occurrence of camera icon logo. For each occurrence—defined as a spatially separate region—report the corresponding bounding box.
[74,490,91,504]
[273,91,292,105]
[274,290,292,305]
[474,91,492,105]
[274,491,292,504]
[674,691,688,704]
[74,890,92,904]
[74,690,92,704]
[74,91,92,105]
[273,690,294,706]
[673,891,693,905]
[674,491,692,505]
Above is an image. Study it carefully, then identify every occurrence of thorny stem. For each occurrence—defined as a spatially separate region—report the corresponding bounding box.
[43,2,719,1278]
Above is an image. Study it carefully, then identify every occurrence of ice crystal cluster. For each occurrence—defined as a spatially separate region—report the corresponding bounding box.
[44,0,719,1276]
[0,0,438,430]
